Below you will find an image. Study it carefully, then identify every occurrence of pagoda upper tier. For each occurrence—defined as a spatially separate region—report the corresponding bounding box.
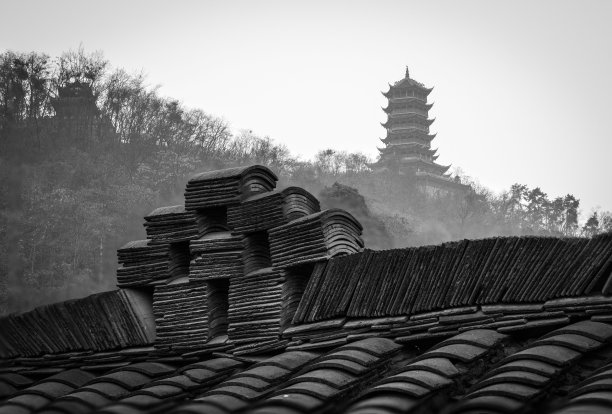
[382,71,434,99]
[382,100,434,114]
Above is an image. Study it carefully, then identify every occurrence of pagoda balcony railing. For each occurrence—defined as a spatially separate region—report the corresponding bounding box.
[389,125,429,133]
[386,140,430,147]
[390,110,427,117]
[389,95,426,101]
[391,91,427,100]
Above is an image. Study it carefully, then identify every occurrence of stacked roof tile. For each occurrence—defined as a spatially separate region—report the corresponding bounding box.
[227,187,320,233]
[189,232,244,281]
[184,166,278,210]
[269,209,364,269]
[227,268,287,354]
[116,240,173,287]
[147,166,286,354]
[144,205,202,244]
[0,290,155,359]
[153,280,209,352]
[116,240,192,288]
[294,234,612,323]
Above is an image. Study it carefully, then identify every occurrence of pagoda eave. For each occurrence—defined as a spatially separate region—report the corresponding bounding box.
[415,172,471,191]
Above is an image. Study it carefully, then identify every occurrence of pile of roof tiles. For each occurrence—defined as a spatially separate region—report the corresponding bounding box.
[283,234,612,348]
[139,167,282,354]
[189,232,243,281]
[0,289,155,359]
[178,165,360,355]
[269,209,364,269]
[116,240,170,287]
[144,205,202,244]
[227,268,289,355]
[152,280,209,352]
[227,186,320,233]
[116,240,190,287]
[294,234,612,324]
[0,164,364,359]
[184,166,278,210]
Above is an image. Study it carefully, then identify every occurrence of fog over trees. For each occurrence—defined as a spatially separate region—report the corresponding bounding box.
[1,48,611,315]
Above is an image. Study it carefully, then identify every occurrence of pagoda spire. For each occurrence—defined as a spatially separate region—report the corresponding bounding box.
[405,66,410,78]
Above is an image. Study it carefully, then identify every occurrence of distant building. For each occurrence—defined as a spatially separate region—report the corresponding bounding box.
[372,67,469,195]
[50,82,115,145]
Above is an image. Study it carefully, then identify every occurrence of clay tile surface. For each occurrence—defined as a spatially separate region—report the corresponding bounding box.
[417,343,489,363]
[403,357,460,378]
[506,345,582,366]
[535,333,603,352]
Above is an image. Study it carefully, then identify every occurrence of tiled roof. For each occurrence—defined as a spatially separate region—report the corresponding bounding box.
[1,164,612,413]
[1,325,612,412]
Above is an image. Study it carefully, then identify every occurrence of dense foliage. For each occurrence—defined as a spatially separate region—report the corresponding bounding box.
[1,48,610,315]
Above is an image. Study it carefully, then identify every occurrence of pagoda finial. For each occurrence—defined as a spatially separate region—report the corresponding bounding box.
[405,66,410,78]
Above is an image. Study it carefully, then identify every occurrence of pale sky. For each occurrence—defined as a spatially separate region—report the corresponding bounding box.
[2,0,611,216]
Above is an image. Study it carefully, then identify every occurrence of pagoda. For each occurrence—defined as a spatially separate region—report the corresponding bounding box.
[50,81,115,145]
[51,82,99,119]
[373,67,468,193]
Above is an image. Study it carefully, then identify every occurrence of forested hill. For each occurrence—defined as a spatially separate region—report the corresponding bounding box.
[1,48,610,315]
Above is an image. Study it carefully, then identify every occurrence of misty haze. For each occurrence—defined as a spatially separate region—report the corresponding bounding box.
[1,2,612,414]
